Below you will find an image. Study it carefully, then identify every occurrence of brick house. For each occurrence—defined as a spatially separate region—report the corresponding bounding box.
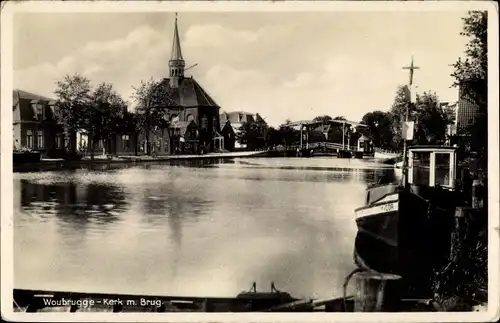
[13,89,67,157]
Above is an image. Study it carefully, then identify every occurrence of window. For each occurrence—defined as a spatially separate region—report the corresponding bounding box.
[37,130,44,149]
[122,134,130,150]
[55,133,63,149]
[52,105,60,119]
[435,153,451,187]
[411,151,430,186]
[32,103,44,120]
[212,116,218,131]
[201,116,208,129]
[26,130,33,149]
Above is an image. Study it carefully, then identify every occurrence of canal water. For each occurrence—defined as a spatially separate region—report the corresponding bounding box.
[13,157,397,299]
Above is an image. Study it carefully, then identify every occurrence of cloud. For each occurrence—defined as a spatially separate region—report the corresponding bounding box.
[184,24,258,48]
[284,73,314,88]
[14,24,170,102]
[14,16,461,128]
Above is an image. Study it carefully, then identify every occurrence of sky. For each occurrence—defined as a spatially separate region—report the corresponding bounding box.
[13,11,470,127]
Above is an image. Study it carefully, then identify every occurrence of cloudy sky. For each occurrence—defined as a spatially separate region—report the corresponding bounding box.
[13,11,470,126]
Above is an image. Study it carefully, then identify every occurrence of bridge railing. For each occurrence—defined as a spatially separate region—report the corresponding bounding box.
[373,147,401,154]
[272,142,360,152]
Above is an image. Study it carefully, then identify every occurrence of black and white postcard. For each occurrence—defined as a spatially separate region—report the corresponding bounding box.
[1,1,498,322]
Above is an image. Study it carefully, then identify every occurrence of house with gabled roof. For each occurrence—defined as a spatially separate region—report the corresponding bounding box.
[13,89,67,157]
[219,111,260,150]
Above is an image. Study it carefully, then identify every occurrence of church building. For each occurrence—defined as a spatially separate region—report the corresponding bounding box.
[158,15,223,154]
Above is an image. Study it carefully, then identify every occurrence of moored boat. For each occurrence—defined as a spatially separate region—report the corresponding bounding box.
[353,145,469,298]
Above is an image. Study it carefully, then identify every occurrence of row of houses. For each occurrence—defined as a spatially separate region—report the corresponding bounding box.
[13,89,259,158]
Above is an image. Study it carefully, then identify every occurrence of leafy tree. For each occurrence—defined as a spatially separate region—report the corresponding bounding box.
[389,85,415,149]
[451,11,487,159]
[413,92,450,145]
[54,75,127,159]
[313,115,333,123]
[361,111,394,149]
[132,78,174,155]
[237,120,268,150]
[87,82,127,158]
[451,11,487,110]
[277,123,300,147]
[54,74,93,153]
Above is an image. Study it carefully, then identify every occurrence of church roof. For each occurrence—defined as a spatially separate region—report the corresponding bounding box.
[159,77,219,108]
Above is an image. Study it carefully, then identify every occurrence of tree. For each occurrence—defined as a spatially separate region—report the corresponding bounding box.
[451,11,487,159]
[237,116,268,150]
[54,74,93,153]
[360,111,394,149]
[313,115,333,123]
[132,78,174,155]
[451,11,487,110]
[389,85,415,149]
[413,92,450,145]
[86,82,127,159]
[277,123,300,147]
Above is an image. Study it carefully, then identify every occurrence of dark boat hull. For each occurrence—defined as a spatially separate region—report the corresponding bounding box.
[353,186,458,298]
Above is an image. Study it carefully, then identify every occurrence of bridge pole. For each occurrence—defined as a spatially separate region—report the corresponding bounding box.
[300,126,303,150]
[342,122,345,150]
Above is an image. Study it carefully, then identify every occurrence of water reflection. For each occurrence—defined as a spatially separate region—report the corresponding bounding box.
[19,179,127,228]
[14,158,396,298]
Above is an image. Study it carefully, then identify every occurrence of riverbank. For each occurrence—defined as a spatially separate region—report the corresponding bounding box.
[13,150,268,172]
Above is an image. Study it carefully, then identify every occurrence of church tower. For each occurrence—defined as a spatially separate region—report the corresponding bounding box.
[169,13,185,89]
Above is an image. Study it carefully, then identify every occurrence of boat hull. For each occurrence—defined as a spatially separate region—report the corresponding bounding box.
[353,186,457,298]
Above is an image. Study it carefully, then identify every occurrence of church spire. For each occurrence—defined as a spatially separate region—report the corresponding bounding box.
[171,13,183,61]
[169,13,185,88]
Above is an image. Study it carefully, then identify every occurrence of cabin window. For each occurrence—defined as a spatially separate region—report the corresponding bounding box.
[411,151,430,186]
[435,153,451,187]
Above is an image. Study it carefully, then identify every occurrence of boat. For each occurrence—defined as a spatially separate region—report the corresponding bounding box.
[353,145,470,298]
[12,283,356,313]
[12,285,436,313]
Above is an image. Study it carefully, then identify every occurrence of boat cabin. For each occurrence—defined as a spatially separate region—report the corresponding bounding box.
[407,145,458,190]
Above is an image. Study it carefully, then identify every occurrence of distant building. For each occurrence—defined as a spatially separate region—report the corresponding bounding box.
[12,89,66,157]
[219,111,258,149]
[456,86,483,134]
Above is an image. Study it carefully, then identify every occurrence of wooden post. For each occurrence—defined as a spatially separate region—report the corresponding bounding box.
[354,272,402,312]
[450,207,470,264]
